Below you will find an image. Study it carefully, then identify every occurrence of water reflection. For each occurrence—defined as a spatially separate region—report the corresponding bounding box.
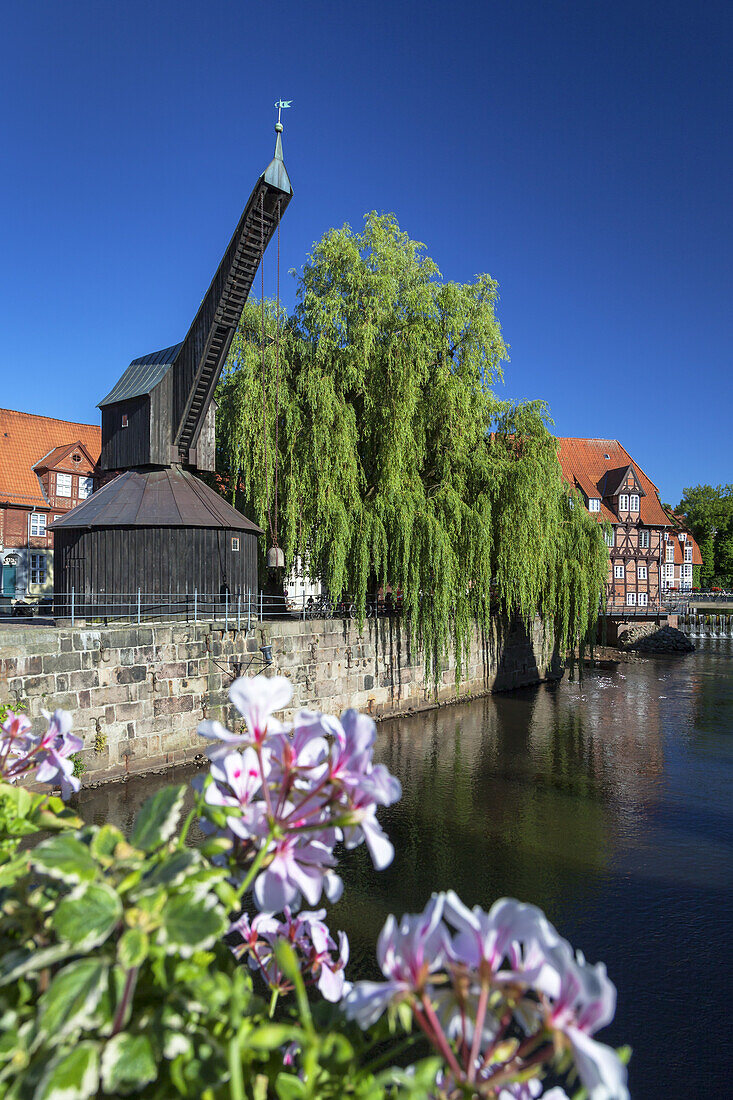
[75,641,733,1099]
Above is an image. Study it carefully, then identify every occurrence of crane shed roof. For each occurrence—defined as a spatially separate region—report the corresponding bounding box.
[98,343,183,407]
[50,467,263,532]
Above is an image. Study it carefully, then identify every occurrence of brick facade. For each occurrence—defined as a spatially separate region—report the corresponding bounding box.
[0,410,101,606]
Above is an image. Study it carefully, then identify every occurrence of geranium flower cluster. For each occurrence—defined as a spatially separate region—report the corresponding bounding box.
[344,892,629,1100]
[195,675,400,996]
[0,708,82,799]
[229,906,349,1003]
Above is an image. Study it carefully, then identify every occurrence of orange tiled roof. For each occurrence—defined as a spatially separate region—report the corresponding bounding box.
[666,528,703,565]
[0,408,101,508]
[556,438,672,527]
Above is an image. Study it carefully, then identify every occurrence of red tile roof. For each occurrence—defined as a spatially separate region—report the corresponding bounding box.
[0,408,101,508]
[556,438,672,527]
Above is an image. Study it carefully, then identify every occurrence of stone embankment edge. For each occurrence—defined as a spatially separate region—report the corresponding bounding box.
[0,614,561,788]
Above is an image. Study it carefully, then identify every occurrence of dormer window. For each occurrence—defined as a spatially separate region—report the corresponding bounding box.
[619,493,629,511]
[629,494,639,511]
[588,498,600,512]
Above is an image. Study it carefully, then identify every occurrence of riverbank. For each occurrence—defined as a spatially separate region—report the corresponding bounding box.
[0,612,560,786]
[74,639,733,1099]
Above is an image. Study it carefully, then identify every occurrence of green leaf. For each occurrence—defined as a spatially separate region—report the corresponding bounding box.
[89,824,125,861]
[34,1041,101,1100]
[100,1033,157,1095]
[275,1073,307,1100]
[32,834,98,884]
[139,849,199,890]
[130,784,186,851]
[0,943,78,987]
[38,959,108,1042]
[158,893,226,957]
[246,1024,300,1051]
[117,929,149,969]
[53,883,122,949]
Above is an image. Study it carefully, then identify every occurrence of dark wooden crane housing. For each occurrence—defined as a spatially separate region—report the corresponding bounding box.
[52,127,292,612]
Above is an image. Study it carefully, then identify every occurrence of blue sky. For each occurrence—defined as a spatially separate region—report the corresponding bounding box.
[1,0,730,505]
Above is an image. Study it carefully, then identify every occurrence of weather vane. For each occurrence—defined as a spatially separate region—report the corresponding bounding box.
[275,100,292,127]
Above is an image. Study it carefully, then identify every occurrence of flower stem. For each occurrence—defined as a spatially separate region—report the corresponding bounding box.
[177,807,197,848]
[111,966,139,1036]
[237,834,273,898]
[419,994,464,1082]
[269,988,279,1018]
[467,981,489,1083]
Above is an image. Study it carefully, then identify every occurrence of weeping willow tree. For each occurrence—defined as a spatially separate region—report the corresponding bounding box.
[216,213,607,677]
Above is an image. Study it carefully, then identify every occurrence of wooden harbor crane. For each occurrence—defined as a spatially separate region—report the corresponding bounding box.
[52,120,292,610]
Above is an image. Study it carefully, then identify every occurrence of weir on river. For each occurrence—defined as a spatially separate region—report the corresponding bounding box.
[677,609,733,637]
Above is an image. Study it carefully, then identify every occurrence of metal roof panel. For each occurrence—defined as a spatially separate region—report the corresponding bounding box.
[97,343,183,407]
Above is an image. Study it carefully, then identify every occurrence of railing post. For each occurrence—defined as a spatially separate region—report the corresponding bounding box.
[137,588,141,625]
[71,587,75,627]
[247,589,251,630]
[225,589,229,631]
[237,593,241,632]
[260,590,263,621]
[194,588,198,623]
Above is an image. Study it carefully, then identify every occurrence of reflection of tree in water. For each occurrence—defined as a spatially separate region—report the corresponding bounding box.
[688,642,733,737]
[334,688,614,978]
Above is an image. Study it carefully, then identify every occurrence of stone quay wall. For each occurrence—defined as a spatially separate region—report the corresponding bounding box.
[0,614,560,786]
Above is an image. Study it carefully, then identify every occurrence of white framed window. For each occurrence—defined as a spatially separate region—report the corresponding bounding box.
[683,564,693,579]
[629,494,640,511]
[29,553,46,584]
[619,494,629,511]
[604,529,614,548]
[231,537,240,552]
[56,473,72,497]
[588,498,600,512]
[684,546,693,562]
[53,514,63,523]
[78,476,94,499]
[638,592,648,606]
[614,564,624,579]
[639,529,650,548]
[664,563,675,579]
[626,592,637,605]
[666,545,674,563]
[638,565,648,580]
[29,512,46,537]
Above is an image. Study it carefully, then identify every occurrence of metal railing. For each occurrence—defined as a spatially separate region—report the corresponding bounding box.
[51,590,403,628]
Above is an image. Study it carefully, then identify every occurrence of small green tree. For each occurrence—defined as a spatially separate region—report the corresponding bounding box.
[217,213,608,675]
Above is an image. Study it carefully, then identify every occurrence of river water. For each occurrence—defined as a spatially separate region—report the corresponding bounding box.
[76,641,733,1099]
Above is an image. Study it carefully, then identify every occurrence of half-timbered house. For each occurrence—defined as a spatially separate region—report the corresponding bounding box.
[556,438,697,612]
[0,409,100,608]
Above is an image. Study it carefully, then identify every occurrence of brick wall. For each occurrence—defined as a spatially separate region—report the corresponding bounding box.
[0,614,560,786]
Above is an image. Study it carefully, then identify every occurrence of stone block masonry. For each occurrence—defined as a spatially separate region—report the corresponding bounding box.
[0,614,560,786]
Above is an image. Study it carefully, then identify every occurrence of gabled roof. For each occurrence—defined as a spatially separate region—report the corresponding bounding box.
[98,343,182,407]
[32,440,97,473]
[50,467,262,532]
[557,438,672,527]
[0,409,101,508]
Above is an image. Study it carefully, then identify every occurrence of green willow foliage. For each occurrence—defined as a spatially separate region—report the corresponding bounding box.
[216,213,607,678]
